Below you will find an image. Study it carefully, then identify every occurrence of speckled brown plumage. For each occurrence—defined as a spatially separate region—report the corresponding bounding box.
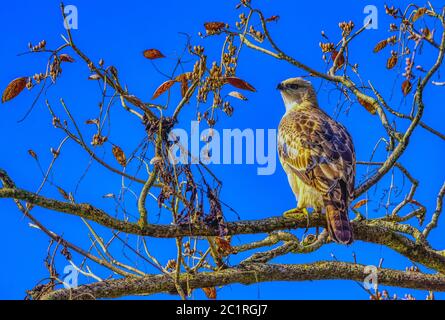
[277,77,356,244]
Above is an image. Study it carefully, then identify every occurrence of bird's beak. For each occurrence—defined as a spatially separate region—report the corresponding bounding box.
[276,83,284,90]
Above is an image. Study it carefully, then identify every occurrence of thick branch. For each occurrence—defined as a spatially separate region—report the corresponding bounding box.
[2,186,445,274]
[40,261,445,300]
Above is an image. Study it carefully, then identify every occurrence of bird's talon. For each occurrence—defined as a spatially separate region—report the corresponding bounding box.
[283,208,309,219]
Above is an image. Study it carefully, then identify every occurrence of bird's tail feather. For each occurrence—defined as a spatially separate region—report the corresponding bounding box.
[325,204,353,244]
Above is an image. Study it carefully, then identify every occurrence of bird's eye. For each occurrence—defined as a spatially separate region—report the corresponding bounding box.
[287,84,300,90]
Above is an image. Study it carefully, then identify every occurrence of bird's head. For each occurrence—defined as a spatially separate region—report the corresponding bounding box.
[276,77,317,110]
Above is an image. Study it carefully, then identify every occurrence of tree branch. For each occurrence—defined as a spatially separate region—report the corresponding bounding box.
[40,261,445,300]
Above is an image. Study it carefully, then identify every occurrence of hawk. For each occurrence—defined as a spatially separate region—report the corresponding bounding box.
[277,77,356,244]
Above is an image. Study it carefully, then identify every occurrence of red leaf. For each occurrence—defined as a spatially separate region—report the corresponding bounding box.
[331,50,345,68]
[2,77,27,103]
[143,49,165,60]
[204,22,226,32]
[225,77,256,92]
[402,80,412,96]
[265,15,280,23]
[151,79,176,99]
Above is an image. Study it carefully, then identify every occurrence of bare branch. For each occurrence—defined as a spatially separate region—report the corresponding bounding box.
[41,261,445,300]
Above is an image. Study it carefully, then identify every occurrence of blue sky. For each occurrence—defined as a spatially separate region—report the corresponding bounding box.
[1,0,444,299]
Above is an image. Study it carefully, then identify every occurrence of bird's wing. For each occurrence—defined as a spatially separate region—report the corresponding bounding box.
[278,109,355,198]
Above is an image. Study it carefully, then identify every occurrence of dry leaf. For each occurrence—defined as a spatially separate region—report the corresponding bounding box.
[88,74,101,80]
[204,22,226,32]
[225,77,256,92]
[412,7,427,22]
[373,39,388,53]
[174,73,191,82]
[386,55,398,69]
[215,237,233,254]
[143,49,165,60]
[2,77,27,103]
[102,193,115,198]
[112,145,126,167]
[265,15,280,23]
[59,53,75,63]
[57,186,70,200]
[28,149,38,160]
[353,199,369,209]
[85,119,99,126]
[202,287,216,299]
[228,91,247,101]
[331,50,345,68]
[402,80,412,96]
[152,79,176,99]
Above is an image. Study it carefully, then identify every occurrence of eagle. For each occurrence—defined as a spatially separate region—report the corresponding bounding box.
[277,77,356,244]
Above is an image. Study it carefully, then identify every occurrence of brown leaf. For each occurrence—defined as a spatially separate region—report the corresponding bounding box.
[412,7,427,22]
[85,118,100,126]
[265,15,280,23]
[112,145,127,167]
[228,91,247,101]
[204,22,226,32]
[225,77,256,92]
[143,49,165,60]
[215,237,233,254]
[59,53,75,63]
[57,186,70,200]
[373,39,388,53]
[28,149,38,160]
[174,73,191,82]
[386,55,398,69]
[331,50,345,68]
[402,80,412,96]
[353,199,369,209]
[202,287,216,299]
[2,77,27,103]
[151,79,176,99]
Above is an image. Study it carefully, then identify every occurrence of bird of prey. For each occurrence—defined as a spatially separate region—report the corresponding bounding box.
[277,77,356,244]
